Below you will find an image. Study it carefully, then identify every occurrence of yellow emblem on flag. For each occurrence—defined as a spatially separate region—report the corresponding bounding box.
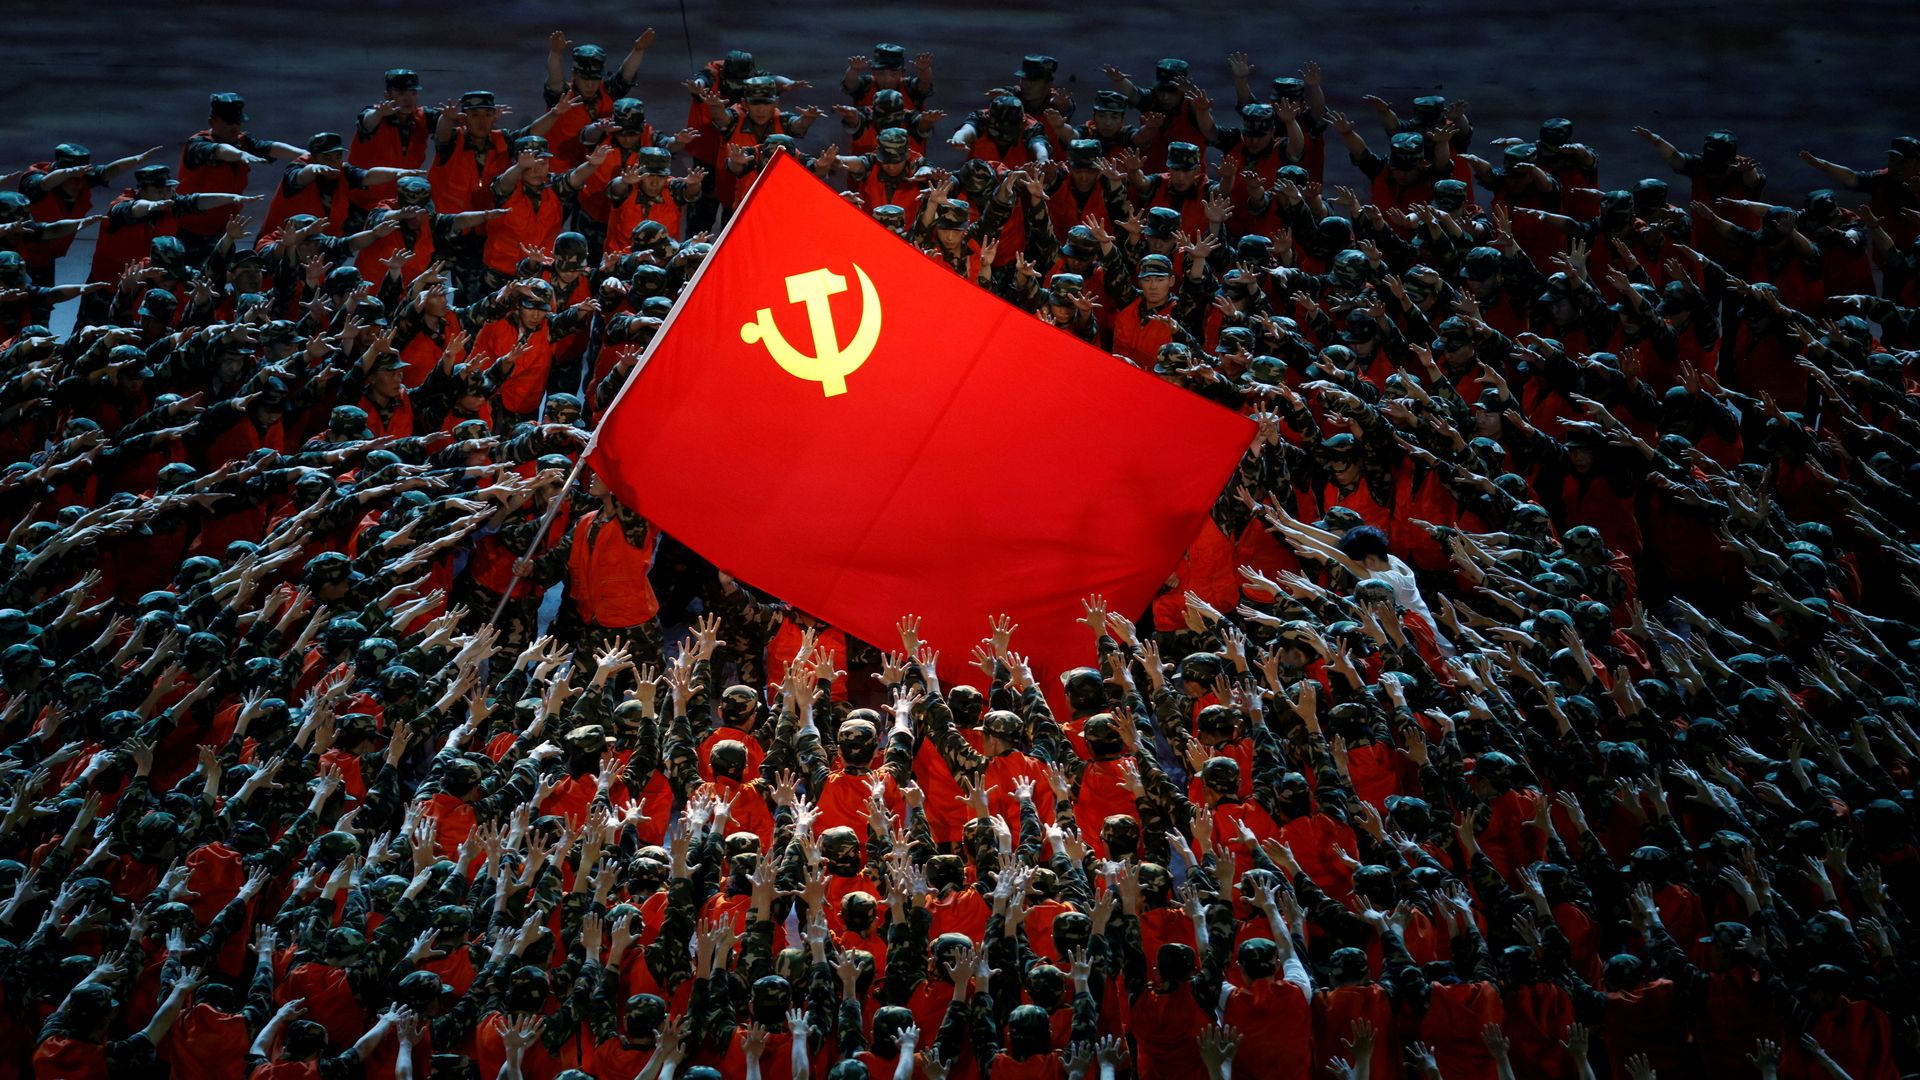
[740,265,882,397]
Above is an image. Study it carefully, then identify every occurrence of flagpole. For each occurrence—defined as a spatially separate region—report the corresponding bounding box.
[486,158,786,629]
[580,154,783,458]
[484,452,589,629]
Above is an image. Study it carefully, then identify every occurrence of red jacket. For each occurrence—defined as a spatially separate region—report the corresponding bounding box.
[1419,981,1503,1080]
[1222,977,1314,1080]
[1132,983,1210,1080]
[1314,983,1400,1080]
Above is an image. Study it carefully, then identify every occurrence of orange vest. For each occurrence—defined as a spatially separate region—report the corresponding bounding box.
[1224,979,1314,1080]
[1210,799,1279,868]
[1281,813,1359,899]
[1147,178,1212,237]
[539,774,600,830]
[967,122,1040,168]
[421,791,477,855]
[90,192,177,284]
[695,724,767,784]
[588,143,651,216]
[1131,984,1209,1080]
[353,207,438,290]
[1390,466,1459,573]
[468,498,570,597]
[1319,478,1393,533]
[483,182,566,274]
[182,841,246,926]
[993,1054,1066,1080]
[1560,472,1641,559]
[681,62,731,165]
[861,161,926,215]
[608,188,682,251]
[198,413,285,471]
[578,140,656,222]
[985,751,1056,837]
[913,729,980,844]
[1223,137,1288,188]
[475,1012,591,1080]
[768,620,849,700]
[32,1036,109,1080]
[1186,519,1241,608]
[716,108,784,208]
[261,160,351,238]
[596,1041,657,1080]
[1074,758,1138,860]
[1150,519,1238,630]
[1315,984,1400,1080]
[175,130,249,236]
[815,770,902,837]
[21,166,92,267]
[699,775,775,850]
[347,108,431,212]
[1230,517,1299,592]
[360,390,414,438]
[160,1003,251,1080]
[566,509,661,628]
[278,963,365,1050]
[1369,167,1434,214]
[1501,983,1577,1080]
[1046,178,1111,239]
[429,130,510,215]
[613,765,675,846]
[928,888,991,943]
[389,312,454,388]
[1421,982,1504,1080]
[1110,298,1175,366]
[546,88,616,169]
[469,317,553,417]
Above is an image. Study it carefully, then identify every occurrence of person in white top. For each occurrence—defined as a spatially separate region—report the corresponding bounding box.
[1257,512,1453,655]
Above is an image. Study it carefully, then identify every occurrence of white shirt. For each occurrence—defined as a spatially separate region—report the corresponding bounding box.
[1369,555,1454,655]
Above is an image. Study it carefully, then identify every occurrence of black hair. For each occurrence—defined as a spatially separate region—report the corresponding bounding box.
[1338,525,1391,561]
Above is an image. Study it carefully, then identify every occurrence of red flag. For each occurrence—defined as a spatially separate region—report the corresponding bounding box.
[588,153,1252,687]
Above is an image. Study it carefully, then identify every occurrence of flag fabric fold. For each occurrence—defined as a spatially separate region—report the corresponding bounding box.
[588,153,1254,686]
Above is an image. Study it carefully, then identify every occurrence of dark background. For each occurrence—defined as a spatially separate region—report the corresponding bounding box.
[3,0,1916,329]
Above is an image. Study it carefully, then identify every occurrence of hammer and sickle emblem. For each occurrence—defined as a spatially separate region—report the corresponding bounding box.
[739,265,882,397]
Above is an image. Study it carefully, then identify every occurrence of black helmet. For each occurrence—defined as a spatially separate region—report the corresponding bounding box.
[988,95,1024,129]
[397,969,452,1003]
[175,555,223,589]
[0,643,52,677]
[355,637,400,669]
[552,231,590,269]
[1179,652,1222,684]
[836,716,879,766]
[1196,703,1236,737]
[719,684,760,726]
[380,663,423,698]
[1200,755,1241,794]
[819,826,863,870]
[1083,712,1125,757]
[982,709,1025,742]
[1237,937,1280,979]
[709,739,749,779]
[1461,246,1503,282]
[1006,1004,1051,1055]
[625,992,669,1036]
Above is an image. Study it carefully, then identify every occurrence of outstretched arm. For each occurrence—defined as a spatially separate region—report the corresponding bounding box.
[1633,126,1685,170]
[1796,150,1863,190]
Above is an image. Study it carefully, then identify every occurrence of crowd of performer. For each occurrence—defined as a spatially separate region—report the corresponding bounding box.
[0,27,1917,1080]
